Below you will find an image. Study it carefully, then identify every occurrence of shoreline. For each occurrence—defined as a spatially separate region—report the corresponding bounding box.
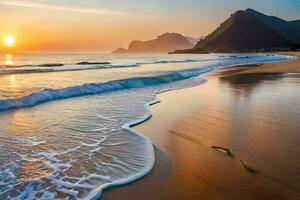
[87,98,158,200]
[102,52,300,200]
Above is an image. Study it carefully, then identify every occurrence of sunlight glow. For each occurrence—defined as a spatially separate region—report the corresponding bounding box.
[3,35,16,47]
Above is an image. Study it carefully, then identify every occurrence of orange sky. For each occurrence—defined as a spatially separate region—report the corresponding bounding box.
[0,1,212,53]
[0,0,299,53]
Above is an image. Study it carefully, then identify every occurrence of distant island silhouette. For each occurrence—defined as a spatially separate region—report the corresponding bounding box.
[112,33,201,53]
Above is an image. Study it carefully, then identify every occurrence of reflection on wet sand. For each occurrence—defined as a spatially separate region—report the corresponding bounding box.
[170,72,300,197]
[186,72,300,188]
[220,72,283,96]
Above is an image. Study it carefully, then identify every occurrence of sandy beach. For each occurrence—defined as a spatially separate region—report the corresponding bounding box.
[102,52,300,200]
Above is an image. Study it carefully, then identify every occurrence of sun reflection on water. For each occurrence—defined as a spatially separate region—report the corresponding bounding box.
[9,75,17,87]
[8,110,34,135]
[5,54,14,65]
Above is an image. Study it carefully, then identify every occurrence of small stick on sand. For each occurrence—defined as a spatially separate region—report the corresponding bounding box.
[240,160,257,176]
[211,146,234,157]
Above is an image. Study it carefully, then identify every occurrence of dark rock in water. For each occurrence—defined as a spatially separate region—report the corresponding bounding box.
[77,61,111,65]
[38,63,64,67]
[112,48,128,54]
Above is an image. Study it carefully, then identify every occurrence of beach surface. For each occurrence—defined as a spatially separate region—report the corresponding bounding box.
[102,52,300,200]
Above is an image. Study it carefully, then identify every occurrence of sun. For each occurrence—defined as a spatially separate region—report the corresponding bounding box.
[3,35,16,47]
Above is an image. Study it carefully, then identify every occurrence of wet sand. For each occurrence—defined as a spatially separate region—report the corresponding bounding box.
[102,52,300,200]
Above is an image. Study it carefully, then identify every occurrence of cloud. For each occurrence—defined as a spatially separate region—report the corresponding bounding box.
[0,0,128,16]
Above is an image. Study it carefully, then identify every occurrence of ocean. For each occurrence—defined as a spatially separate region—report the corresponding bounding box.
[0,53,291,199]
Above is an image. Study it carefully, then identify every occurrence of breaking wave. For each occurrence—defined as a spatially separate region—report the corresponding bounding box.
[0,67,212,111]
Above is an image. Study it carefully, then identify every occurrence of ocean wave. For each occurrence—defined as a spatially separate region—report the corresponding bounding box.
[0,58,203,75]
[0,66,106,75]
[0,67,211,111]
[0,55,277,75]
[36,63,65,67]
[77,61,111,65]
[0,54,293,111]
[0,58,200,69]
[0,63,65,68]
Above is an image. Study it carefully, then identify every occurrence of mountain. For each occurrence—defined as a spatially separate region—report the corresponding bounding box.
[245,9,300,45]
[112,48,128,54]
[185,36,203,46]
[127,33,193,53]
[171,9,296,54]
[194,10,292,52]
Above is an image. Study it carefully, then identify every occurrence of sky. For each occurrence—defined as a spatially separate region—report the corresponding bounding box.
[0,0,299,53]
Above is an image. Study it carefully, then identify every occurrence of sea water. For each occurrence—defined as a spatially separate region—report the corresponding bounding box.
[0,53,292,199]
